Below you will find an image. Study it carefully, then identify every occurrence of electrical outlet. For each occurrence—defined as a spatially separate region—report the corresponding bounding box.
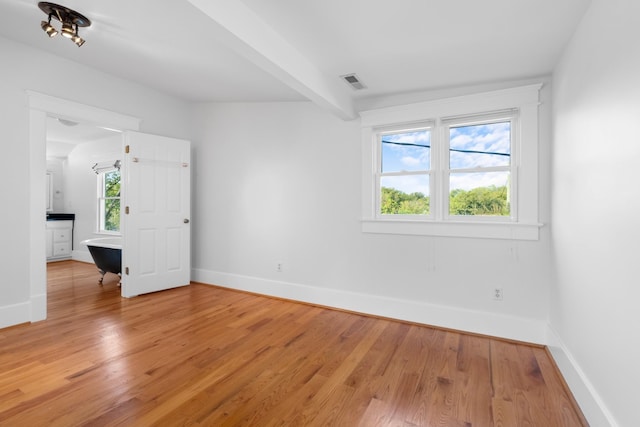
[277,263,282,273]
[493,288,503,301]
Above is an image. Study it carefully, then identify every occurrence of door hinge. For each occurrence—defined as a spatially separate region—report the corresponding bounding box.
[125,145,130,154]
[125,206,130,214]
[125,267,129,275]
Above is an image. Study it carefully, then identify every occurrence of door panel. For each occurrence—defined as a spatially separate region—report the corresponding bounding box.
[121,131,191,297]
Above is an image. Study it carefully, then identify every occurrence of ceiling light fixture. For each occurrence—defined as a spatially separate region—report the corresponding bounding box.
[57,118,78,127]
[38,2,91,47]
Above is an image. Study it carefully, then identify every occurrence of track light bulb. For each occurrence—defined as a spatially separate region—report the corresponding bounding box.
[40,17,57,37]
[60,21,75,38]
[72,34,85,47]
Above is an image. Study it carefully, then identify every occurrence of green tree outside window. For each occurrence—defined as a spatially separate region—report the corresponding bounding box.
[100,170,120,232]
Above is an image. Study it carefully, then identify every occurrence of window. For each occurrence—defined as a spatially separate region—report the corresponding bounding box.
[97,168,121,233]
[379,125,432,216]
[361,84,542,240]
[445,113,515,219]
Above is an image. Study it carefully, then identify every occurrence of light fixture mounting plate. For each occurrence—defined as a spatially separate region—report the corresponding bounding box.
[38,2,91,27]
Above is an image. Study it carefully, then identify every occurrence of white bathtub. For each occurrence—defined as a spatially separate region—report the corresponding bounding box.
[81,237,122,250]
[81,237,122,283]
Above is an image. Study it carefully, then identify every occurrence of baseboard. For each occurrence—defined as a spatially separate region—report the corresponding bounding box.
[72,250,94,264]
[2,254,94,330]
[192,268,548,344]
[30,292,46,322]
[0,301,31,329]
[546,326,617,427]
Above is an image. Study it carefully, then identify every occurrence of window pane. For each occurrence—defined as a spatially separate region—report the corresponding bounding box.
[380,175,430,215]
[450,121,510,169]
[103,198,120,231]
[104,170,121,197]
[98,199,107,231]
[99,170,121,233]
[449,171,510,216]
[381,130,430,173]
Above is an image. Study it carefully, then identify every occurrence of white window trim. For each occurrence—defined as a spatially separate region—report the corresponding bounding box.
[96,166,121,235]
[377,121,434,220]
[360,84,543,240]
[442,110,517,222]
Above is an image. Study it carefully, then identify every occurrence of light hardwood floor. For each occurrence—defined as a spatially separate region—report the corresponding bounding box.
[0,261,587,426]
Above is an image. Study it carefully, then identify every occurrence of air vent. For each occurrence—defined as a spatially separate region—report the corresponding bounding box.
[340,73,367,90]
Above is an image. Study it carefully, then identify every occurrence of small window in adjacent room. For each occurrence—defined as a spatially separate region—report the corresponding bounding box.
[97,167,121,233]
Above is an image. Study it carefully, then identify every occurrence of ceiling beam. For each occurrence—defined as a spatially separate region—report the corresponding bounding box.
[186,0,357,120]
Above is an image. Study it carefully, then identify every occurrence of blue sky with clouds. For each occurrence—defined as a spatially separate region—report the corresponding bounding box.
[381,129,431,196]
[449,122,510,169]
[381,130,431,173]
[381,122,510,194]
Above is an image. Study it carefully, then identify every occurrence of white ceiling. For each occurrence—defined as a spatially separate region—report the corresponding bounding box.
[45,116,119,157]
[1,0,590,118]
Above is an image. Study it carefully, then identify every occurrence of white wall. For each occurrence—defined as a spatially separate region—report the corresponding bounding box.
[0,35,191,328]
[551,0,640,426]
[65,135,121,258]
[191,90,554,343]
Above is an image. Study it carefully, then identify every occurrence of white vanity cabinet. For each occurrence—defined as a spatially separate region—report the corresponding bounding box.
[46,218,74,262]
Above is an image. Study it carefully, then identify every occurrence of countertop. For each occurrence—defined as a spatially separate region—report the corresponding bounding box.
[46,213,75,221]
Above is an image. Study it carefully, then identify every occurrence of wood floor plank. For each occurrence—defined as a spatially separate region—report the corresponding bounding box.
[357,396,392,427]
[450,335,493,427]
[0,261,588,426]
[531,346,589,426]
[492,396,518,427]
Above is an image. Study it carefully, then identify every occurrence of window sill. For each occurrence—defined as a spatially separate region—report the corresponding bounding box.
[361,219,543,240]
[94,231,122,237]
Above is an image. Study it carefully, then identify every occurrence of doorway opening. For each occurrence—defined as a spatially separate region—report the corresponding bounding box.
[28,91,141,322]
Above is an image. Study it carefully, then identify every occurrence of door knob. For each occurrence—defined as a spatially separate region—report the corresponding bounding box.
[183,219,190,224]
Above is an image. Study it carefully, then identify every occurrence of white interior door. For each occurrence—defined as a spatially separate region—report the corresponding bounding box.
[121,131,191,297]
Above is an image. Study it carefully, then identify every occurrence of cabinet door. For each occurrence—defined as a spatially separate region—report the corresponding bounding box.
[53,229,70,243]
[46,220,72,260]
[53,242,71,257]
